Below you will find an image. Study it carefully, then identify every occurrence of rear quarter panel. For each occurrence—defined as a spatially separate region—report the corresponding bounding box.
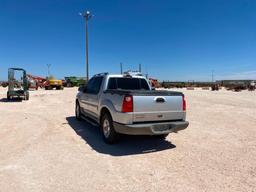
[100,93,133,124]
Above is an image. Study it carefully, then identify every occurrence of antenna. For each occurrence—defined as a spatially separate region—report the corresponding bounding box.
[120,62,123,74]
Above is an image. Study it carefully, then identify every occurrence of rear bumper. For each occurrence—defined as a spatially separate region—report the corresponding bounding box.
[113,121,189,135]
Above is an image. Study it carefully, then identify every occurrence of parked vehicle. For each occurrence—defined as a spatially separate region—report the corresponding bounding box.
[248,81,255,91]
[7,68,29,100]
[211,84,219,91]
[27,74,46,89]
[44,78,63,90]
[149,78,160,88]
[27,76,38,90]
[76,72,189,144]
[64,76,86,87]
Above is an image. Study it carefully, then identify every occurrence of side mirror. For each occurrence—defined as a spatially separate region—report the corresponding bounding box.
[78,86,87,92]
[151,87,156,90]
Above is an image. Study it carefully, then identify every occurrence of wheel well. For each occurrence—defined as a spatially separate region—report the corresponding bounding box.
[100,107,111,123]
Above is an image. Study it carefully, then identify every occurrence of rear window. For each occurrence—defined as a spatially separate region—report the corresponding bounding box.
[107,77,150,90]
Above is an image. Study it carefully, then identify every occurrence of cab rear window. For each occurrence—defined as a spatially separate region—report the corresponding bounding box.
[107,78,150,90]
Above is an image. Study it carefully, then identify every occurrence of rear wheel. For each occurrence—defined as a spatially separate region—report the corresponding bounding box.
[100,113,119,144]
[75,102,82,120]
[7,92,11,100]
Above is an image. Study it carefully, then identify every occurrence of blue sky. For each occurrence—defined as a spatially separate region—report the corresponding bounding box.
[0,0,255,81]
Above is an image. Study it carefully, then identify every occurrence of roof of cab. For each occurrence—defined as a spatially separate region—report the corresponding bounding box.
[94,71,146,79]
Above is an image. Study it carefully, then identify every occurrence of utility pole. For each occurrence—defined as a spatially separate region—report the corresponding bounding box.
[120,62,123,74]
[80,11,92,82]
[47,64,51,77]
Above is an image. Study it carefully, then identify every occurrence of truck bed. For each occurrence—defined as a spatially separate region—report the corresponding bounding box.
[104,89,185,123]
[104,89,184,96]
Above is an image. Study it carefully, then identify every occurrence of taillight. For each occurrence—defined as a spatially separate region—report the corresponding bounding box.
[122,95,133,112]
[182,95,186,111]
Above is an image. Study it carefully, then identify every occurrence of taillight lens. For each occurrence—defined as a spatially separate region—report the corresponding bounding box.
[182,95,186,111]
[122,95,133,112]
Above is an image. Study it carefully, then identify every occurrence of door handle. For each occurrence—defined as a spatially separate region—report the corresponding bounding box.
[154,97,166,103]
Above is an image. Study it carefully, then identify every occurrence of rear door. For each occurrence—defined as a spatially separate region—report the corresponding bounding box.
[86,76,103,117]
[132,95,184,123]
[79,78,94,112]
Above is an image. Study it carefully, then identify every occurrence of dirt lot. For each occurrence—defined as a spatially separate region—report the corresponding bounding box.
[0,87,255,192]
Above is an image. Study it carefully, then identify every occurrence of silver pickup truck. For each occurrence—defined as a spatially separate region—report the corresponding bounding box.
[76,72,189,143]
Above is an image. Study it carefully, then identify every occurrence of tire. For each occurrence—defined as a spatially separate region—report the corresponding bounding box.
[100,113,119,144]
[7,92,10,100]
[25,92,29,100]
[75,101,82,121]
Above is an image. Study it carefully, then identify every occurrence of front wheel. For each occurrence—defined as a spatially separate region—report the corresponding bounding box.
[100,113,119,144]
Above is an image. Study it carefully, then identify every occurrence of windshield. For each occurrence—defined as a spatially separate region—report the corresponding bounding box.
[107,77,150,90]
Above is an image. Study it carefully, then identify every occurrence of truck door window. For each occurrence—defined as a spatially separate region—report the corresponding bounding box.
[93,77,103,94]
[89,76,103,94]
[86,78,95,94]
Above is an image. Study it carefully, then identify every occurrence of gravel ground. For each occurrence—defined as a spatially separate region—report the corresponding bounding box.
[0,87,255,192]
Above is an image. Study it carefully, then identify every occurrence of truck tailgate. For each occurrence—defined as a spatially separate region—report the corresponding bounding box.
[133,95,184,122]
